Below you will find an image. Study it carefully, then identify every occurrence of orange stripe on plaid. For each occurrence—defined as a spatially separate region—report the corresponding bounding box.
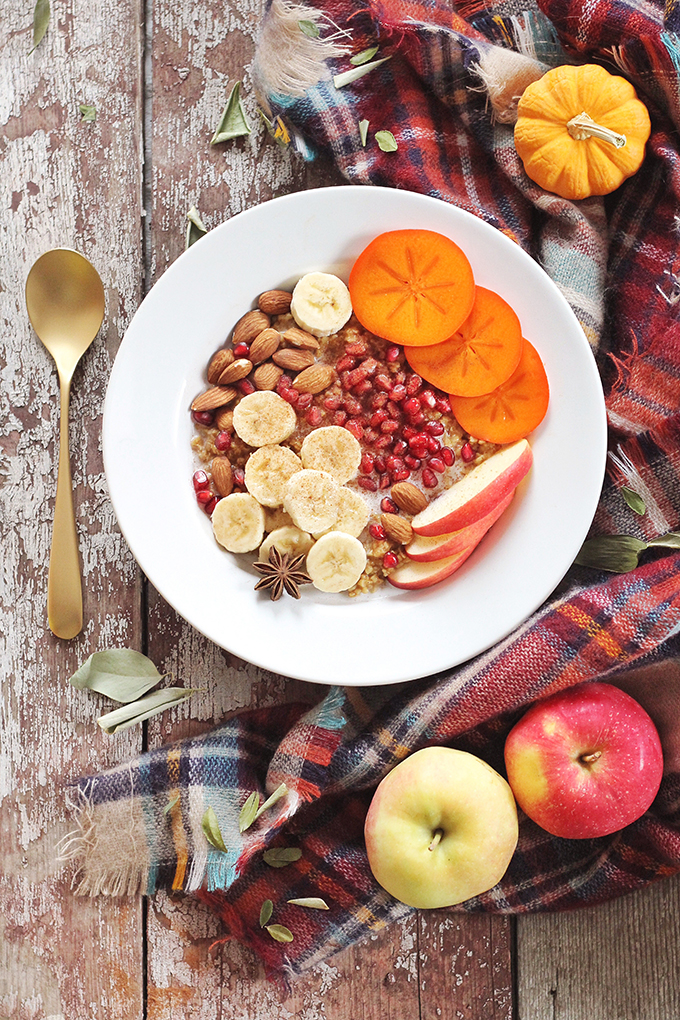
[556,603,627,661]
[167,747,189,891]
[376,728,411,760]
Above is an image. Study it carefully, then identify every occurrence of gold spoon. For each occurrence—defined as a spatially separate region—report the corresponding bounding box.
[25,249,105,640]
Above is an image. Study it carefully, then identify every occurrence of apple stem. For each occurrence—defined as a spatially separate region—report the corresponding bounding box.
[579,750,602,765]
[428,829,444,851]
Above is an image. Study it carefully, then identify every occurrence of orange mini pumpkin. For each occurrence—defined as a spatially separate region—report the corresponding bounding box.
[514,63,651,200]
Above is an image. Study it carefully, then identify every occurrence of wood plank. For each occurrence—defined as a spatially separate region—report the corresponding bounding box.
[0,0,146,1017]
[517,877,680,1020]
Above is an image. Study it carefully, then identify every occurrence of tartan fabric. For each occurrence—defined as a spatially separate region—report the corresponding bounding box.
[67,0,680,980]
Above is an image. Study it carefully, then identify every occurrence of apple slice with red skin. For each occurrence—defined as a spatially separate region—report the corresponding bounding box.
[406,490,515,562]
[411,439,532,537]
[387,542,477,590]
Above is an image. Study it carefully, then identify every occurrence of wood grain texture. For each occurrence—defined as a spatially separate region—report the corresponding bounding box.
[0,1,146,1017]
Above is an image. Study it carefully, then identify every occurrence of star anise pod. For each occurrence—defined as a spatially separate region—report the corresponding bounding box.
[253,546,313,601]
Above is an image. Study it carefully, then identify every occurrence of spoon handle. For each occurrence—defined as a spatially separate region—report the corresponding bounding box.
[48,375,83,639]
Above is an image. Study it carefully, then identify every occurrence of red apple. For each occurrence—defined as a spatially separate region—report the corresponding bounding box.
[411,439,532,537]
[504,682,664,839]
[387,543,476,590]
[406,491,514,562]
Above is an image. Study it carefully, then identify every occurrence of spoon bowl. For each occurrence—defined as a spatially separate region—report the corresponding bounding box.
[26,249,105,639]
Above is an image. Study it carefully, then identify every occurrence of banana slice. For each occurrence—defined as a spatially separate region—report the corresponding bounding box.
[306,532,367,593]
[244,444,303,507]
[264,506,294,532]
[232,391,297,447]
[300,425,362,484]
[333,487,370,537]
[212,493,265,553]
[283,469,340,534]
[259,525,314,562]
[290,272,353,338]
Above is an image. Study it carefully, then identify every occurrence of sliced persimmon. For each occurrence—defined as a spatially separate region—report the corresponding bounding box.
[404,286,523,396]
[449,338,549,443]
[348,229,475,346]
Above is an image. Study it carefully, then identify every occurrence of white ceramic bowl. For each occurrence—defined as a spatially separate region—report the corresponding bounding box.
[103,186,606,686]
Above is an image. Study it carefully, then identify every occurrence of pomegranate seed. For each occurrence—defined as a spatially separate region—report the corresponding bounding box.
[358,476,378,491]
[353,378,374,395]
[232,467,245,488]
[441,446,455,466]
[340,371,353,391]
[422,468,438,488]
[239,378,255,395]
[404,455,422,470]
[386,400,401,419]
[346,419,364,441]
[345,341,368,356]
[296,392,313,409]
[337,355,357,372]
[360,452,375,475]
[347,367,367,387]
[420,388,437,409]
[435,396,451,414]
[333,410,348,426]
[394,370,406,384]
[192,410,214,427]
[196,488,214,505]
[374,434,393,449]
[386,346,401,363]
[406,374,422,396]
[204,495,219,515]
[215,431,232,452]
[392,468,411,481]
[402,425,417,440]
[461,442,475,462]
[403,397,420,416]
[375,374,393,392]
[374,456,387,473]
[371,392,389,409]
[343,396,362,415]
[276,374,292,394]
[426,437,441,453]
[306,406,323,427]
[381,497,399,514]
[364,427,379,445]
[380,419,399,434]
[193,470,210,492]
[391,384,407,402]
[369,523,387,541]
[383,551,399,569]
[281,388,299,405]
[410,411,426,427]
[379,473,391,489]
[392,439,408,456]
[324,394,342,411]
[371,409,389,426]
[386,455,405,471]
[233,342,250,359]
[425,420,445,436]
[429,456,446,473]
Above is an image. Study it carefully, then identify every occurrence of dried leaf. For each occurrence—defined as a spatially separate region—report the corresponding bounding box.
[359,118,369,147]
[239,791,260,833]
[69,649,165,703]
[350,45,379,65]
[263,847,302,868]
[574,535,647,573]
[647,531,680,549]
[287,897,329,910]
[621,486,646,516]
[202,806,228,853]
[259,899,274,927]
[186,205,207,249]
[97,687,197,733]
[79,105,96,122]
[333,56,391,90]
[31,0,50,50]
[164,794,180,816]
[298,19,320,38]
[266,924,294,943]
[210,82,252,144]
[375,130,398,153]
[254,782,288,821]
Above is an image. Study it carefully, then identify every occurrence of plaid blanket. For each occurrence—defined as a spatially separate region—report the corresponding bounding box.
[65,0,680,981]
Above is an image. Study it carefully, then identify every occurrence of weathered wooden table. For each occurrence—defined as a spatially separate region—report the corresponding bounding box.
[2,1,680,1016]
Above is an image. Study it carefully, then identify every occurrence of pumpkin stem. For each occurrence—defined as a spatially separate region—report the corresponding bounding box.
[566,112,626,148]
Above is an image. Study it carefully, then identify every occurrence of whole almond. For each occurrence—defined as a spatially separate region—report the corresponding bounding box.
[233,309,271,346]
[218,358,253,384]
[282,326,320,351]
[258,290,293,316]
[381,513,413,545]
[207,348,234,384]
[293,364,335,394]
[191,386,238,412]
[273,348,316,371]
[253,362,284,391]
[211,457,234,497]
[390,481,429,515]
[215,408,234,432]
[249,327,281,364]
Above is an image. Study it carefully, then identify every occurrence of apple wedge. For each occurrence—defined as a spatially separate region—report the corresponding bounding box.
[406,491,515,562]
[387,543,477,590]
[411,439,532,537]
